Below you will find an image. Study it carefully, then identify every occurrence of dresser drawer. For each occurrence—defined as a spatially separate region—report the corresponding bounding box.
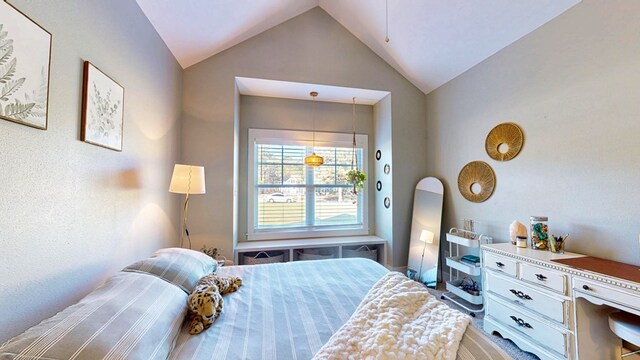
[574,277,640,311]
[520,262,567,294]
[485,252,517,277]
[486,271,568,325]
[486,295,568,357]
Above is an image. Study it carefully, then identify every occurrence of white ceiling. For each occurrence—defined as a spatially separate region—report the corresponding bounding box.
[137,0,580,94]
[236,77,390,105]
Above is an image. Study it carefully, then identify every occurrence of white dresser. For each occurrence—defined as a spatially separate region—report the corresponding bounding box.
[482,243,585,360]
[483,243,640,360]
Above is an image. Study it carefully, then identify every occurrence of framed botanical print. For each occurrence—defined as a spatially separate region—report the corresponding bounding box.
[0,1,52,129]
[81,61,124,151]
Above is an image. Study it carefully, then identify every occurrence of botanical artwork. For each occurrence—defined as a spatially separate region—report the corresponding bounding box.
[0,1,52,129]
[81,62,124,151]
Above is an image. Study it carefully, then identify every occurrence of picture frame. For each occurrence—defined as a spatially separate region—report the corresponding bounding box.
[0,1,52,130]
[81,61,124,151]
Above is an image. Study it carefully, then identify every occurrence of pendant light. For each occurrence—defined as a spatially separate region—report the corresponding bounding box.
[304,91,324,167]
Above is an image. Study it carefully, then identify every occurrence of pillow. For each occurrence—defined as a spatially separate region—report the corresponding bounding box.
[123,247,217,293]
[0,272,187,360]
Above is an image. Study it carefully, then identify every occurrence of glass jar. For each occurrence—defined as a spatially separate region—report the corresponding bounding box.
[516,236,528,248]
[530,216,549,250]
[549,235,565,254]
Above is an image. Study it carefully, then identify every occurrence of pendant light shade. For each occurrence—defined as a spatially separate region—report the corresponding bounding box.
[304,152,324,166]
[305,91,324,167]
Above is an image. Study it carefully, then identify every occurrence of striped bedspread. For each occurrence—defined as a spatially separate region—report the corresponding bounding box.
[170,258,512,360]
[170,258,386,360]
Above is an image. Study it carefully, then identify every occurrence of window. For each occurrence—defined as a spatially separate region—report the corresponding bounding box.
[247,129,368,240]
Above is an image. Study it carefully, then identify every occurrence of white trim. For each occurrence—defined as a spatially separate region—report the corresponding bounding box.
[248,228,369,241]
[247,128,369,241]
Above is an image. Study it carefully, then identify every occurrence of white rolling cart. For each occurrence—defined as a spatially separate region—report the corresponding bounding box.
[441,227,492,317]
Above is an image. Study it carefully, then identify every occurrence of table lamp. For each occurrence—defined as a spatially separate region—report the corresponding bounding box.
[169,164,206,248]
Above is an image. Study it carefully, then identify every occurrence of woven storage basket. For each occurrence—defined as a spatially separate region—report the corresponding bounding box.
[243,250,284,265]
[343,245,377,261]
[297,248,336,261]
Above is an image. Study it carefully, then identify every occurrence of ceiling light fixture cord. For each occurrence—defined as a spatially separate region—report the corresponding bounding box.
[385,0,390,43]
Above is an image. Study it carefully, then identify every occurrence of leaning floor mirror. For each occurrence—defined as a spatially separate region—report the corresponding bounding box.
[407,177,444,288]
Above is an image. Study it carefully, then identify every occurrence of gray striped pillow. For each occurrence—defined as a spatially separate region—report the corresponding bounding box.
[123,248,217,293]
[0,272,187,360]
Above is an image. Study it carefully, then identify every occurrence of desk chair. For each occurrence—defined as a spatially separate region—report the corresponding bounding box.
[609,311,640,358]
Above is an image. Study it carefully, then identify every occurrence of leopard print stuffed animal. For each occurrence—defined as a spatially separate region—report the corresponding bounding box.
[187,273,242,335]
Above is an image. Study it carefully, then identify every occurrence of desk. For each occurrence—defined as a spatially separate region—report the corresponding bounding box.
[482,243,640,360]
[552,257,640,359]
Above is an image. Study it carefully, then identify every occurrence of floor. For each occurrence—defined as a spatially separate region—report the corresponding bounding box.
[428,285,540,360]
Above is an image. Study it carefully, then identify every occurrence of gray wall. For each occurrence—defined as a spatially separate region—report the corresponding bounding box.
[0,0,183,343]
[238,96,374,240]
[425,0,640,265]
[182,7,427,267]
[373,95,393,261]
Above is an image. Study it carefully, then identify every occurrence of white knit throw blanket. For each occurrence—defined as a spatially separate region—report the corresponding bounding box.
[313,272,470,360]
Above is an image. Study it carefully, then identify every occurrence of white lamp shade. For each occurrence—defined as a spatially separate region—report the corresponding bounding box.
[169,164,206,194]
[420,230,435,244]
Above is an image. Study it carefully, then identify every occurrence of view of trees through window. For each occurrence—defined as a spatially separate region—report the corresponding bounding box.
[255,143,363,230]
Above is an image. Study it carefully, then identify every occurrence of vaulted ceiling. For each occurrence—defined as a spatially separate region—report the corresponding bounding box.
[136,0,580,94]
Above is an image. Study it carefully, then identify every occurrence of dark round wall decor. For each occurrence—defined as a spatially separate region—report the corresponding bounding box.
[384,197,391,208]
[376,181,382,191]
[375,150,382,160]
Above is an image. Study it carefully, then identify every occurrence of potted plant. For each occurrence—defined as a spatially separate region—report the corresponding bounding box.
[200,245,218,260]
[346,169,366,195]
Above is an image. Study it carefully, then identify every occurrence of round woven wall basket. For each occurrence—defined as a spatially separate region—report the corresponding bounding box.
[485,122,524,161]
[458,161,496,203]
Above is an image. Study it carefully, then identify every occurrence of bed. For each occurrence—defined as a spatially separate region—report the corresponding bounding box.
[170,258,511,360]
[0,249,511,360]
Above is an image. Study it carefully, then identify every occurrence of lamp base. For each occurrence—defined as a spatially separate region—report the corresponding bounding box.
[180,193,192,249]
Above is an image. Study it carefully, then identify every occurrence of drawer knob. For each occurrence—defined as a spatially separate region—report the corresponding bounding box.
[496,262,505,268]
[510,289,518,295]
[535,273,547,281]
[582,284,590,291]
